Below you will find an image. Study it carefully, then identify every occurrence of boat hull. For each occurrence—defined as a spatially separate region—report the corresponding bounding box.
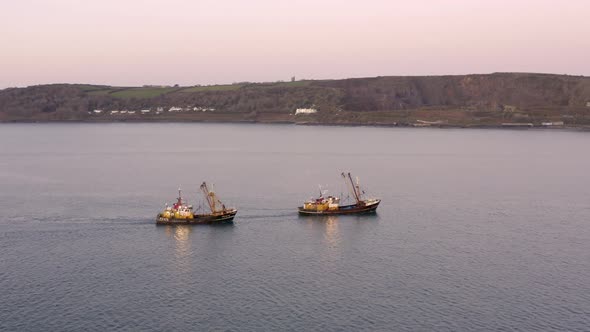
[156,210,237,225]
[298,200,380,216]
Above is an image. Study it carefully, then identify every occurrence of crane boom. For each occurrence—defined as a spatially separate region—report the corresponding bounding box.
[200,182,217,213]
[200,181,228,214]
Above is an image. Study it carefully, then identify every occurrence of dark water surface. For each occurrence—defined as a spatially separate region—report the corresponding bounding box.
[1,123,589,331]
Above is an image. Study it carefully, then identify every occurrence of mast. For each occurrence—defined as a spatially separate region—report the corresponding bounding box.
[176,187,183,206]
[342,172,361,204]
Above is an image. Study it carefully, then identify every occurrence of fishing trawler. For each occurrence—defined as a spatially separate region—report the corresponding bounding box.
[156,182,237,225]
[298,172,380,215]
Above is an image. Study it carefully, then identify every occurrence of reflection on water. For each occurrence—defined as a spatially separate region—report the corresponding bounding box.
[301,215,342,251]
[323,216,340,248]
[301,214,381,254]
[164,225,193,273]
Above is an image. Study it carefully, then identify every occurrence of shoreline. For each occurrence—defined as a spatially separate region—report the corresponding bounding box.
[2,118,589,131]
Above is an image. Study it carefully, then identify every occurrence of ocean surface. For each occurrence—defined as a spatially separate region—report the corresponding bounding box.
[1,123,589,331]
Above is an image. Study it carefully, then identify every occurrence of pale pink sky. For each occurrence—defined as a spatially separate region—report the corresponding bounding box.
[1,0,588,88]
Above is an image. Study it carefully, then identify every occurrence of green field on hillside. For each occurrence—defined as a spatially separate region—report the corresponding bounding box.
[75,84,111,92]
[179,84,244,93]
[85,87,179,99]
[80,81,311,98]
[271,80,312,87]
[110,87,179,99]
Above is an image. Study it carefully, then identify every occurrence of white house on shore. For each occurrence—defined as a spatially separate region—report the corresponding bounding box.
[141,109,151,114]
[295,108,317,115]
[93,109,103,114]
[168,107,183,112]
[541,121,564,126]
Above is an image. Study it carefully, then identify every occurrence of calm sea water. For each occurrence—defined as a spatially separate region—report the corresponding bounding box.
[1,123,589,331]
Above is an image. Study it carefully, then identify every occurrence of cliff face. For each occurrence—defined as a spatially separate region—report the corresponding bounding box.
[327,73,588,111]
[1,73,589,126]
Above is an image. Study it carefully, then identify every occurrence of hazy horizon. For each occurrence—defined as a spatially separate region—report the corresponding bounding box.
[1,0,589,88]
[3,71,588,90]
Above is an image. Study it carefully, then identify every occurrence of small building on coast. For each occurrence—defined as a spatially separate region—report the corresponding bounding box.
[295,108,317,115]
[502,123,533,127]
[541,121,564,126]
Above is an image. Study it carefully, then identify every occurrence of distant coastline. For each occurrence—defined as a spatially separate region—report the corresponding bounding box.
[3,118,590,132]
[1,73,589,128]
